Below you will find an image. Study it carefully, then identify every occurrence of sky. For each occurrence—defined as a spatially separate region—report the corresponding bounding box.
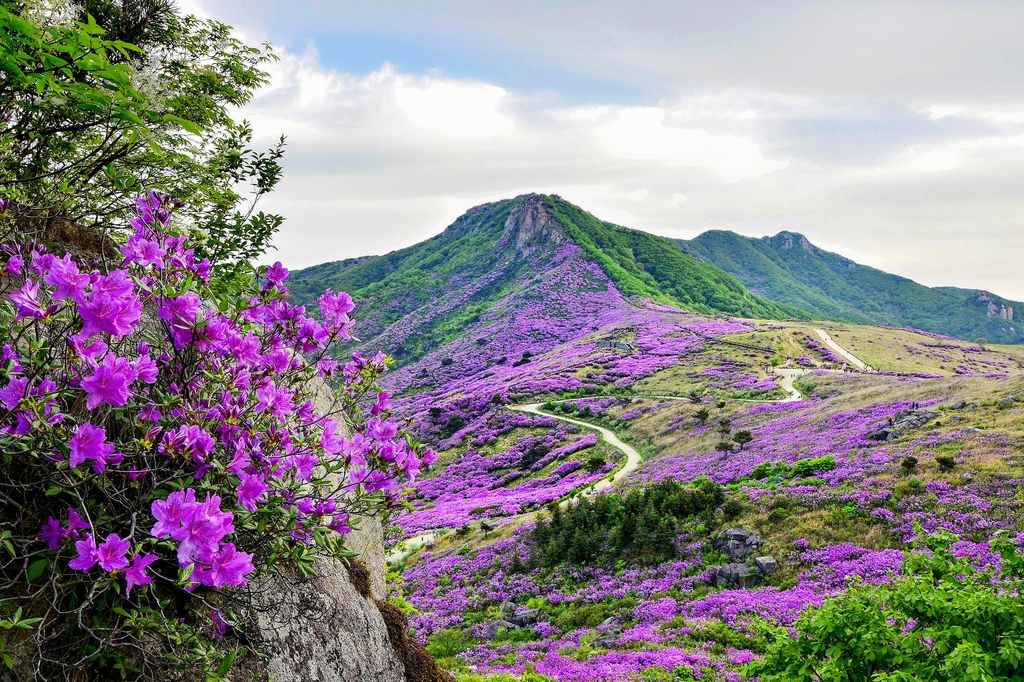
[185,0,1024,299]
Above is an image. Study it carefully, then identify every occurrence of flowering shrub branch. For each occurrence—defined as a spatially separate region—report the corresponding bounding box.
[0,194,433,679]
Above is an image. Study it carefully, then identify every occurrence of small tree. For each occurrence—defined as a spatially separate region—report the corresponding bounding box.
[715,441,735,456]
[935,454,957,472]
[717,417,731,435]
[693,407,711,424]
[732,430,753,451]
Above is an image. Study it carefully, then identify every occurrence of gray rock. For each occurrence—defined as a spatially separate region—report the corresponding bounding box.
[499,601,518,618]
[712,528,764,561]
[484,620,520,640]
[509,608,541,627]
[716,563,761,589]
[247,554,405,682]
[951,399,968,410]
[964,427,984,434]
[867,410,938,442]
[592,631,621,648]
[755,556,779,575]
[599,617,617,627]
[998,396,1018,410]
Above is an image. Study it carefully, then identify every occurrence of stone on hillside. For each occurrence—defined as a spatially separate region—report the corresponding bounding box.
[713,528,764,561]
[716,563,760,589]
[499,601,517,618]
[964,427,983,434]
[998,396,1017,409]
[599,617,617,627]
[755,556,779,575]
[951,399,968,410]
[867,409,939,442]
[509,608,541,627]
[593,631,621,648]
[484,620,519,640]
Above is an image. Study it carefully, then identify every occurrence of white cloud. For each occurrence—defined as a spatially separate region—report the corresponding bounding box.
[229,41,1024,300]
[587,107,786,182]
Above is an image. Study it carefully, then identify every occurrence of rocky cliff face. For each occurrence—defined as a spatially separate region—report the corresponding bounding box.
[239,519,408,682]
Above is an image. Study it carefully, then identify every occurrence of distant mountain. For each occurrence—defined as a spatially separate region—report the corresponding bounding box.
[673,230,1022,344]
[290,195,795,372]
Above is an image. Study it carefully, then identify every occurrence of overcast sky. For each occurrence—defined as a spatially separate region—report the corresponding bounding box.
[185,1,1024,298]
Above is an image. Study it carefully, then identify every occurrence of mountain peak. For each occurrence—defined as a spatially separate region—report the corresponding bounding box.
[501,194,568,258]
[765,231,815,252]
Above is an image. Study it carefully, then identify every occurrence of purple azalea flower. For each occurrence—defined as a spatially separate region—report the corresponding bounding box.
[4,253,23,275]
[10,280,55,319]
[157,292,203,349]
[78,271,142,338]
[68,422,122,473]
[195,543,253,588]
[122,234,166,268]
[68,533,99,571]
[235,472,269,512]
[318,288,354,324]
[40,516,66,550]
[151,488,199,538]
[67,508,89,535]
[95,534,130,571]
[123,553,158,597]
[80,354,139,409]
[67,333,108,366]
[0,377,27,410]
[208,611,228,640]
[43,253,89,303]
[255,382,294,420]
[264,261,289,289]
[174,494,234,564]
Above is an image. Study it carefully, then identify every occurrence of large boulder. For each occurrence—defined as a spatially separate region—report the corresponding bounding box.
[509,608,542,628]
[755,556,779,575]
[715,563,760,589]
[483,620,519,640]
[867,409,938,441]
[713,528,764,561]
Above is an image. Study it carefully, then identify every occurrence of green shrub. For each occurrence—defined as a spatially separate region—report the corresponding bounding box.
[554,603,610,630]
[790,455,836,478]
[935,454,957,472]
[531,478,725,566]
[748,532,1024,682]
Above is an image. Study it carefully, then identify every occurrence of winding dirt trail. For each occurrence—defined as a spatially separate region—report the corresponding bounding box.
[388,373,807,562]
[814,328,869,370]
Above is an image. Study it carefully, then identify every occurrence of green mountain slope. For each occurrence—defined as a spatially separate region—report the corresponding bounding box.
[289,195,795,366]
[673,230,1023,344]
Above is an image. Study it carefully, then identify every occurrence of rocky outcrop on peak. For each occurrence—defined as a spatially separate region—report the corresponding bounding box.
[503,193,567,259]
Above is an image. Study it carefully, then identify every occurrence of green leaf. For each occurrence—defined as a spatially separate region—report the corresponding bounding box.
[26,559,48,582]
[162,113,203,135]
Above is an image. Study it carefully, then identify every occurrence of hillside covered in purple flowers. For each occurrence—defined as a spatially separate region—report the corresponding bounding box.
[293,195,1024,682]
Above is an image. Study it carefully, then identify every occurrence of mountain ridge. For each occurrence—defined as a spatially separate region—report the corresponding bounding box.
[674,229,1022,344]
[290,194,798,372]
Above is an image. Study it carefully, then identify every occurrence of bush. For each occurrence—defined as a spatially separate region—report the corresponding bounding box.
[426,628,474,659]
[935,454,957,472]
[894,477,926,498]
[0,197,433,678]
[900,455,919,475]
[531,478,724,566]
[748,532,1024,681]
[584,454,607,472]
[790,455,836,479]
